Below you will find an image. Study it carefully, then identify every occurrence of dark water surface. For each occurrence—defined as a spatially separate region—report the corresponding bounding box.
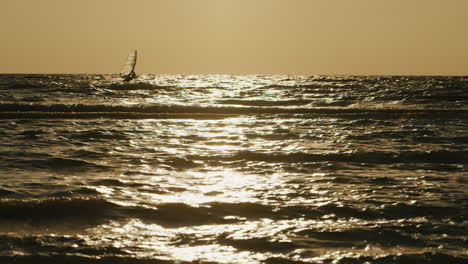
[0,74,467,263]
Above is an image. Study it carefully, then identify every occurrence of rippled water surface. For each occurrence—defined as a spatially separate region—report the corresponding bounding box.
[0,74,467,264]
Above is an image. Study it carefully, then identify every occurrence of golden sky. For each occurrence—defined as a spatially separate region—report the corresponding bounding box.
[1,0,468,75]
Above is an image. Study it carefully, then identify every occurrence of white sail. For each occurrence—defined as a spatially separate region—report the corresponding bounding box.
[120,50,137,80]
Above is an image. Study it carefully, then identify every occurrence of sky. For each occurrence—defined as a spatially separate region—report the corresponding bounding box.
[1,0,468,75]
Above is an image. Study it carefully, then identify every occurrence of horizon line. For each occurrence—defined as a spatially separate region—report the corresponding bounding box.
[1,72,468,77]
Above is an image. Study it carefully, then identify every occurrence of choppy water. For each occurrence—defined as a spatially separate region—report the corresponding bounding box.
[0,74,467,264]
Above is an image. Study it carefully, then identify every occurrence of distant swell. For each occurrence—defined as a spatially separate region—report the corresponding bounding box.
[0,199,271,228]
[216,99,313,106]
[14,157,109,171]
[0,111,239,120]
[191,150,468,165]
[0,255,188,264]
[0,253,465,264]
[265,253,467,264]
[0,103,466,119]
[0,198,463,227]
[0,198,120,227]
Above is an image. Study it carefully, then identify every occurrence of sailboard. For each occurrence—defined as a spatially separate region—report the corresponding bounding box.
[120,50,137,81]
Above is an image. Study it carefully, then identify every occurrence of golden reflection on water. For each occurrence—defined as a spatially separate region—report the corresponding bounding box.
[86,118,281,262]
[88,216,439,263]
[80,114,449,263]
[88,220,268,263]
[87,116,292,262]
[81,116,357,263]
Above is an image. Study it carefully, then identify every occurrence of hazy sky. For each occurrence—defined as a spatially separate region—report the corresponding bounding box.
[1,0,468,75]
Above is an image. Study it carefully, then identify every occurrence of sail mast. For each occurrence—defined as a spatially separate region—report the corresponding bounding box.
[120,50,137,81]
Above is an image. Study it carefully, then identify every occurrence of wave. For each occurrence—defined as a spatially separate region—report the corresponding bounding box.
[11,157,110,171]
[0,235,127,259]
[0,199,268,228]
[3,197,461,223]
[0,255,184,264]
[0,111,240,120]
[216,99,313,106]
[0,103,466,119]
[0,198,340,227]
[0,199,301,227]
[218,236,298,253]
[90,179,146,188]
[0,253,465,264]
[0,188,22,198]
[190,150,468,165]
[106,82,175,91]
[0,198,120,228]
[265,253,467,264]
[70,130,129,141]
[297,228,425,247]
[0,186,99,199]
[46,187,101,198]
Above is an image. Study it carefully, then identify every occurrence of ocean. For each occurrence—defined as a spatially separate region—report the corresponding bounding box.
[0,74,466,264]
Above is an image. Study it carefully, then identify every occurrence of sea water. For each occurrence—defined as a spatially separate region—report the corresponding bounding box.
[0,74,466,263]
